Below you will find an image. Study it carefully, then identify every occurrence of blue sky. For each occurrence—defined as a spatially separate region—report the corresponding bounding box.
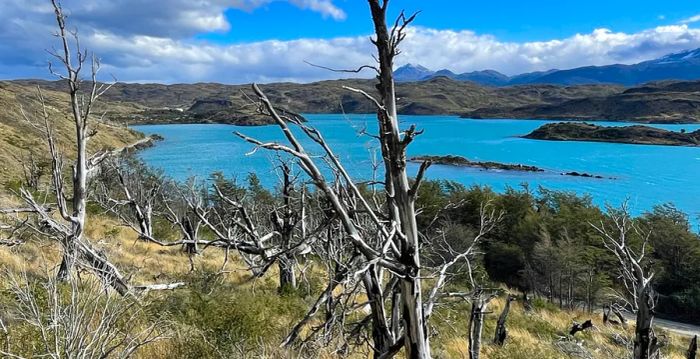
[2,0,700,83]
[198,0,697,43]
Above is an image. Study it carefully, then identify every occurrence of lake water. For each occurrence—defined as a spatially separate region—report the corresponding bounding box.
[133,115,700,225]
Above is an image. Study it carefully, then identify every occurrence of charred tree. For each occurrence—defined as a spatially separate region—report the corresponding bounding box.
[688,335,697,359]
[494,295,515,345]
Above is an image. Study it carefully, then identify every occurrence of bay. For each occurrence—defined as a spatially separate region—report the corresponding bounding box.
[133,115,700,225]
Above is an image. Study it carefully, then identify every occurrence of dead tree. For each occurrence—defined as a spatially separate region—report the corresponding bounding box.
[603,303,627,327]
[592,205,658,359]
[1,269,167,358]
[94,157,161,241]
[271,163,304,291]
[468,290,498,359]
[9,0,132,293]
[234,2,504,356]
[611,303,628,327]
[603,305,613,325]
[494,295,516,345]
[235,2,427,356]
[12,150,47,190]
[688,335,697,359]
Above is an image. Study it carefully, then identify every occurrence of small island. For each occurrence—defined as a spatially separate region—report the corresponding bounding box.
[411,155,613,179]
[524,122,700,146]
[410,155,544,172]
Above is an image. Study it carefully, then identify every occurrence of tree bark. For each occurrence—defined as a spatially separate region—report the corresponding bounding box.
[363,266,393,357]
[366,2,430,357]
[494,295,514,345]
[468,293,492,359]
[633,283,657,359]
[278,255,297,291]
[687,335,697,359]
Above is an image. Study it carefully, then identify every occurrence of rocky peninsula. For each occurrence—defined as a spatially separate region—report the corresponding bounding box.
[524,122,700,146]
[410,155,545,172]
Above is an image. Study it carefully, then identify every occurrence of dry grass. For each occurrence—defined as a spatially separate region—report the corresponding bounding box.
[0,81,143,186]
[431,296,695,359]
[1,214,697,358]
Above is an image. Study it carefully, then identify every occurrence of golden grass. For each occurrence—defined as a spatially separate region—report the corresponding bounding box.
[429,296,696,359]
[0,81,143,185]
[2,213,697,358]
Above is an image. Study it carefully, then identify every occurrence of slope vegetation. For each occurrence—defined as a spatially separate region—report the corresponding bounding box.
[0,81,143,185]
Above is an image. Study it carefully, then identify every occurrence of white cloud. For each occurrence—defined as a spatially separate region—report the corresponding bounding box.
[680,14,700,24]
[2,1,700,84]
[2,0,345,38]
[289,0,346,20]
[393,25,700,76]
[68,24,700,83]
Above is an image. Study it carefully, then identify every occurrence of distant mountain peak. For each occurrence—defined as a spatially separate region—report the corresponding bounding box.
[399,63,431,71]
[394,63,434,82]
[653,48,700,64]
[394,47,700,87]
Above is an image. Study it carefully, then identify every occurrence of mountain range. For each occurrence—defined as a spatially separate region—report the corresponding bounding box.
[395,48,700,86]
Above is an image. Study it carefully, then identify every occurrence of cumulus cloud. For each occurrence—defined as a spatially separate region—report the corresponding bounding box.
[1,0,346,38]
[2,1,700,83]
[80,25,700,83]
[395,25,700,75]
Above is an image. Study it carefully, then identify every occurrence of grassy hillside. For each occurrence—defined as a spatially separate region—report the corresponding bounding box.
[15,77,700,123]
[11,78,624,120]
[464,80,700,123]
[0,217,694,358]
[0,81,143,185]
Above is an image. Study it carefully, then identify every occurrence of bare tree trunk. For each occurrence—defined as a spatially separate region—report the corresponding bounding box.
[494,295,514,345]
[278,255,297,291]
[363,266,392,357]
[276,164,298,291]
[611,304,628,327]
[633,285,657,359]
[468,292,494,359]
[366,2,429,357]
[687,335,697,359]
[523,291,533,312]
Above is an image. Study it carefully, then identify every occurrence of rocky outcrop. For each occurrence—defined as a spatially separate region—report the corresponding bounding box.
[410,155,544,172]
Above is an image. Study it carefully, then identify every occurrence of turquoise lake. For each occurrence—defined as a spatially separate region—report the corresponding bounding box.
[133,115,700,225]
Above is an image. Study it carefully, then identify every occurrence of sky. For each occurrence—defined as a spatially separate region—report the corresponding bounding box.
[2,0,700,83]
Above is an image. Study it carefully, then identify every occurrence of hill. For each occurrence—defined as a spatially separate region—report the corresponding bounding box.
[0,81,143,185]
[11,77,623,119]
[13,77,700,124]
[463,80,700,123]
